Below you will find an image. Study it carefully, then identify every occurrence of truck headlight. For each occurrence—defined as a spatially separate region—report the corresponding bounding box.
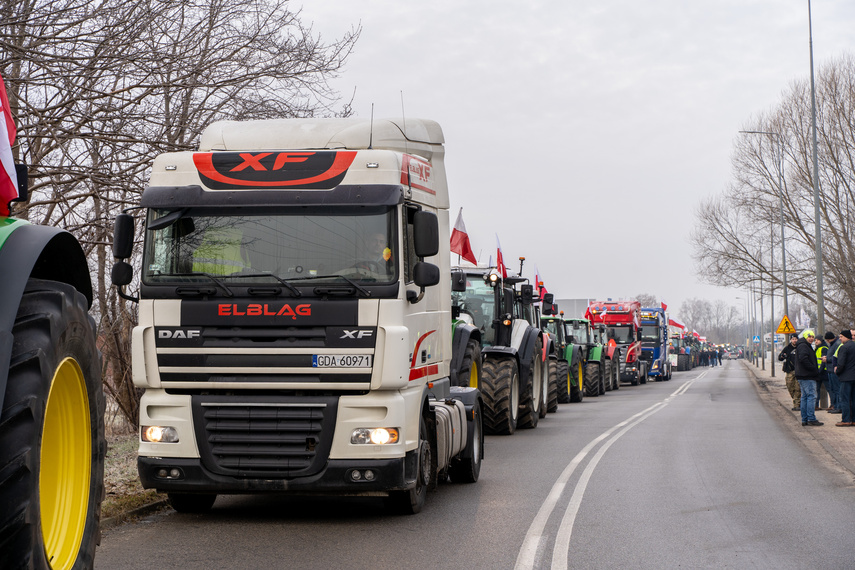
[141,425,179,443]
[351,428,400,445]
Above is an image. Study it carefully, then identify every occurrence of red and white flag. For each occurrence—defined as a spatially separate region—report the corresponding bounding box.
[535,265,547,300]
[450,208,477,265]
[0,74,17,216]
[660,301,667,312]
[495,234,507,278]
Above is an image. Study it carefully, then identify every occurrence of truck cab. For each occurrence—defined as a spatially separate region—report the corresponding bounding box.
[112,118,482,514]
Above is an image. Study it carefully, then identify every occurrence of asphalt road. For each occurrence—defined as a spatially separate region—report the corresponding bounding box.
[95,361,855,569]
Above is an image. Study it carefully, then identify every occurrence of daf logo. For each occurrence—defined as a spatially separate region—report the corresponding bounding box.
[159,329,201,339]
[341,330,373,340]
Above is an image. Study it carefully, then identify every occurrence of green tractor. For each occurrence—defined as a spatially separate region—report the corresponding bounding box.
[540,304,584,404]
[0,166,105,566]
[564,315,616,397]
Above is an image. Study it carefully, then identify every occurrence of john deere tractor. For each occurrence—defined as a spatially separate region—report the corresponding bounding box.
[0,165,104,568]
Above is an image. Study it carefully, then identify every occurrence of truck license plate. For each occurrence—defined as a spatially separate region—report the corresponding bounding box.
[313,355,372,367]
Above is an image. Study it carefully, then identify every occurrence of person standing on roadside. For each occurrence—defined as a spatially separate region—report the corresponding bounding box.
[834,330,855,427]
[794,329,822,426]
[778,335,800,411]
[825,331,841,414]
[815,334,830,411]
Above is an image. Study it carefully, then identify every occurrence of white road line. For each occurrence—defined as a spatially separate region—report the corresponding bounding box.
[514,379,696,570]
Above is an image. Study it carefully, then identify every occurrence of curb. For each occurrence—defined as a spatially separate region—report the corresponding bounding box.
[101,499,171,531]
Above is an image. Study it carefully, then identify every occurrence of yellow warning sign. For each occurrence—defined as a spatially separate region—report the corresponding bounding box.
[776,315,796,335]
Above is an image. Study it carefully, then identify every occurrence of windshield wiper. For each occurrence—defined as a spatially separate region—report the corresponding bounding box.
[291,274,371,297]
[168,272,235,297]
[222,272,302,297]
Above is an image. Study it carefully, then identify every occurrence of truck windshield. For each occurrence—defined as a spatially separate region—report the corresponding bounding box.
[607,325,634,344]
[453,276,496,345]
[640,325,660,343]
[142,206,397,285]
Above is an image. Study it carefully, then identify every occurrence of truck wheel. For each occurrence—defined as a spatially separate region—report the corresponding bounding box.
[583,360,599,397]
[640,365,648,384]
[387,414,430,514]
[168,493,217,513]
[612,351,621,390]
[0,279,104,570]
[449,401,483,483]
[457,339,481,389]
[481,357,519,435]
[545,359,559,413]
[518,344,541,429]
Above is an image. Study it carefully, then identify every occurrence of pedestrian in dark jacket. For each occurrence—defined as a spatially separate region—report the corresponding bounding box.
[778,335,800,410]
[834,330,855,426]
[825,331,841,413]
[794,330,822,426]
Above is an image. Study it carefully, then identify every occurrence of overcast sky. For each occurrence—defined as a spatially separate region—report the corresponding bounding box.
[298,0,855,323]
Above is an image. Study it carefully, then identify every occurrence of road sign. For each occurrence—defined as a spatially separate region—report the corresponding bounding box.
[776,315,796,335]
[752,335,760,343]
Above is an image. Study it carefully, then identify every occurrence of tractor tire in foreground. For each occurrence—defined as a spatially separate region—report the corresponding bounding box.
[556,360,572,403]
[0,279,105,570]
[456,339,482,389]
[545,359,559,413]
[481,356,520,435]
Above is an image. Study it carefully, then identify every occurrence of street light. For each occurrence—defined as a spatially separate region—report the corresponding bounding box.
[808,0,825,333]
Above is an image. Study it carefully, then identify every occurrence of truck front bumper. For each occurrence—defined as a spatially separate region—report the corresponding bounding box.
[620,362,639,381]
[138,454,414,495]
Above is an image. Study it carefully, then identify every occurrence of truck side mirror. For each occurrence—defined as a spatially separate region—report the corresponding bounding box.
[113,213,135,259]
[414,262,440,287]
[451,270,466,292]
[520,284,534,305]
[413,211,438,258]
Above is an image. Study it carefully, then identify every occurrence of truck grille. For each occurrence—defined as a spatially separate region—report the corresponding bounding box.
[191,395,338,478]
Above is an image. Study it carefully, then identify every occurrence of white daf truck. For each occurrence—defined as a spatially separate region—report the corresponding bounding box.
[111,118,483,514]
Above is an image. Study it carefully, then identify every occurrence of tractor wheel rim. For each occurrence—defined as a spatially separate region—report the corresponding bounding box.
[40,357,91,570]
[469,360,479,389]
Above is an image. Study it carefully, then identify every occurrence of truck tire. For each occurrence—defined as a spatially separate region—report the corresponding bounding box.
[481,357,519,435]
[545,359,559,413]
[612,351,621,390]
[583,361,599,397]
[640,364,648,384]
[168,493,217,513]
[0,279,104,570]
[518,343,542,429]
[448,401,483,484]
[387,414,430,514]
[457,339,481,389]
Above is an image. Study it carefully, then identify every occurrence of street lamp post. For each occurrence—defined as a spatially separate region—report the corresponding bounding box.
[808,0,825,333]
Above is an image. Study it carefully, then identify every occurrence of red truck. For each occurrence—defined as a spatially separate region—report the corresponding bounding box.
[587,300,648,386]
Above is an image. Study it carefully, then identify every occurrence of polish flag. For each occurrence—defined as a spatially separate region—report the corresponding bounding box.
[450,208,477,265]
[534,265,547,301]
[0,74,18,216]
[495,234,507,278]
[660,301,667,311]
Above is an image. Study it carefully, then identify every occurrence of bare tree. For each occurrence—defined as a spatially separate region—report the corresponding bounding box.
[693,53,855,332]
[635,292,659,307]
[1,0,360,427]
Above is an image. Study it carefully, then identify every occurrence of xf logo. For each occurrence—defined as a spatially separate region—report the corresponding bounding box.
[340,330,373,339]
[230,152,314,172]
